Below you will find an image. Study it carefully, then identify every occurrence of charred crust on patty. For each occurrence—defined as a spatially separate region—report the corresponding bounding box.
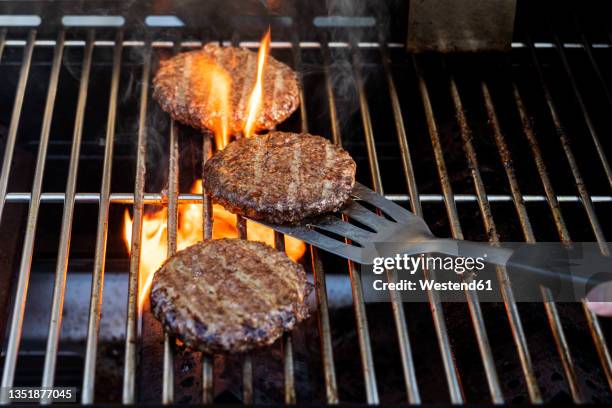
[150,239,310,354]
[152,43,300,135]
[202,131,356,224]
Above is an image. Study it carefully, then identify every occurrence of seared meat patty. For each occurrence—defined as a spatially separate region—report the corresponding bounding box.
[150,239,310,354]
[153,43,299,136]
[203,131,356,224]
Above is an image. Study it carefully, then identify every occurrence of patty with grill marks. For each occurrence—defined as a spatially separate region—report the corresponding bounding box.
[150,239,310,354]
[202,131,356,224]
[153,43,300,136]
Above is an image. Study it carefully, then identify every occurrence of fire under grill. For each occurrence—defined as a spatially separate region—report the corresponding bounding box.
[1,1,612,405]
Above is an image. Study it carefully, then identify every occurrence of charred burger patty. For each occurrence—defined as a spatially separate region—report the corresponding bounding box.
[150,239,310,354]
[202,131,356,224]
[153,43,299,135]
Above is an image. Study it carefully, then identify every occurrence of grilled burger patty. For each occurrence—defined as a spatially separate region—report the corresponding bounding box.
[203,131,356,224]
[153,43,300,135]
[150,239,310,354]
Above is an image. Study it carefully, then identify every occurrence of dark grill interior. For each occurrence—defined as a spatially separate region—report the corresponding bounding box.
[1,0,612,405]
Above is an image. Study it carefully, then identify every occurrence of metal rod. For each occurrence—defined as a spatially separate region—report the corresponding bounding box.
[351,42,382,192]
[41,29,94,394]
[161,119,180,405]
[310,249,339,403]
[407,59,462,404]
[310,38,340,404]
[481,82,536,240]
[0,29,64,399]
[201,132,214,404]
[552,33,612,189]
[321,40,378,404]
[242,351,253,404]
[82,29,124,404]
[345,41,380,405]
[512,83,571,242]
[353,40,419,403]
[481,79,584,403]
[447,65,542,403]
[2,192,607,205]
[582,300,612,391]
[0,29,7,63]
[414,57,502,404]
[123,40,152,404]
[275,231,296,404]
[541,287,584,402]
[0,29,36,230]
[379,34,421,217]
[158,38,186,406]
[3,38,609,50]
[237,215,253,404]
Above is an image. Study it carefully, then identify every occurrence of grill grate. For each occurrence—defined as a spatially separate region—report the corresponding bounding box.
[0,10,612,405]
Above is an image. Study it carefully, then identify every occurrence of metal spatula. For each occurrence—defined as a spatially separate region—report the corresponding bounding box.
[258,182,612,289]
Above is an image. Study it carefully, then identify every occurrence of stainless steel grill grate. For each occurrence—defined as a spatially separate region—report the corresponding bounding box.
[0,10,611,405]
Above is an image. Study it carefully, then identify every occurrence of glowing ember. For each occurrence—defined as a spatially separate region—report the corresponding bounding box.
[243,28,271,139]
[124,180,306,309]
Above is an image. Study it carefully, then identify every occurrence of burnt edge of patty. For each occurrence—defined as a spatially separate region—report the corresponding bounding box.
[150,239,310,354]
[202,132,356,224]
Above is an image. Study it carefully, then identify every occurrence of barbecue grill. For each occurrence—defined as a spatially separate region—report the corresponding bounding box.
[0,0,611,405]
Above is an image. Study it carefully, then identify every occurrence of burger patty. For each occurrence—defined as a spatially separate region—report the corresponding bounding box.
[153,43,300,136]
[150,239,310,354]
[202,131,356,224]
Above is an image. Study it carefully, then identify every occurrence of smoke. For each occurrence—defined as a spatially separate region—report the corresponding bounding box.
[319,0,395,137]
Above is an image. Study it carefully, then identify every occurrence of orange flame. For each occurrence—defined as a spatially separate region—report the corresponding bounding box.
[243,29,271,139]
[124,180,306,309]
[191,56,232,150]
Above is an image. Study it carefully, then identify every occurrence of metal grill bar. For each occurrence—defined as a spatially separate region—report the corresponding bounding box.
[447,68,542,403]
[6,192,608,204]
[4,39,611,50]
[352,41,421,404]
[0,29,6,59]
[321,39,379,404]
[409,57,464,404]
[162,119,180,405]
[414,57,503,403]
[160,41,185,406]
[201,132,214,404]
[582,300,612,391]
[82,29,123,404]
[512,84,570,242]
[481,80,584,403]
[41,28,94,393]
[122,40,152,404]
[378,37,421,405]
[0,29,64,399]
[314,39,341,405]
[0,29,35,241]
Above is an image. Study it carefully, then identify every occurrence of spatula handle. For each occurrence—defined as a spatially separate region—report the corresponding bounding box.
[450,239,612,291]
